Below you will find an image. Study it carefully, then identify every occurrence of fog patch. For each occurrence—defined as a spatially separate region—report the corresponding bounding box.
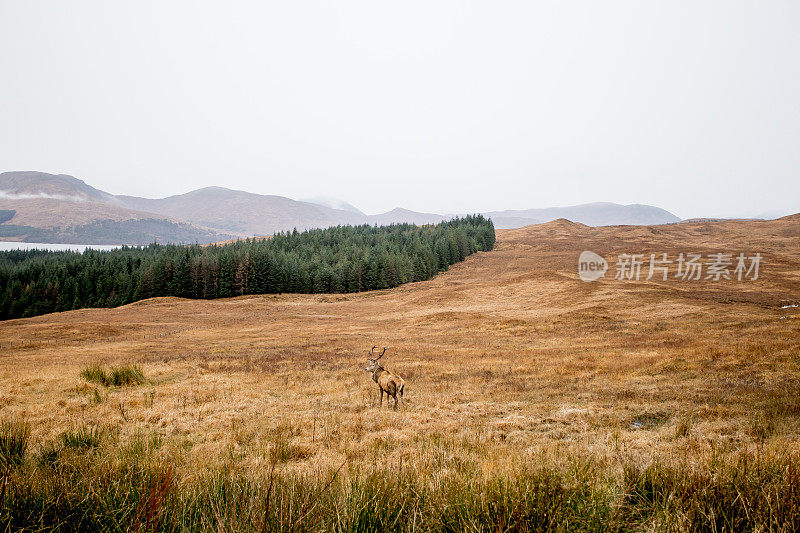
[0,190,87,202]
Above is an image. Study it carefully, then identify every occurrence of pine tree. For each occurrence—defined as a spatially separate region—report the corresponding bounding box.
[0,216,495,319]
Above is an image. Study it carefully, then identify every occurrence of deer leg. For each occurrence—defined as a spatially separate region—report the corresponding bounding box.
[379,389,383,407]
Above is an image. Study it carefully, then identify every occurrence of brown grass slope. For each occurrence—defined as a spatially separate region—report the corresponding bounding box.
[1,215,798,443]
[0,216,799,528]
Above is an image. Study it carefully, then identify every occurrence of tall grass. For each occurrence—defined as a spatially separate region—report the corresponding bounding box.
[60,425,105,450]
[0,418,30,516]
[1,423,799,532]
[621,454,800,531]
[0,418,30,470]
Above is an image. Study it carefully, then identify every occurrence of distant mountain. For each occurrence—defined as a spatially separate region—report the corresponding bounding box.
[0,171,685,245]
[119,188,454,235]
[487,216,543,229]
[0,172,452,242]
[118,187,366,236]
[0,216,234,245]
[301,196,364,215]
[0,170,121,205]
[366,208,446,226]
[483,202,680,228]
[0,172,235,244]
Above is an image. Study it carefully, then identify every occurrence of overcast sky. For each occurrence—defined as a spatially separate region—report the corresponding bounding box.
[1,2,798,219]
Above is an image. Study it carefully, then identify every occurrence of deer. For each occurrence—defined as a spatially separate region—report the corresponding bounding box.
[365,346,405,410]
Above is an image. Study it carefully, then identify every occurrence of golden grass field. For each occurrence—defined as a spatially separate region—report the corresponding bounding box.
[1,215,799,531]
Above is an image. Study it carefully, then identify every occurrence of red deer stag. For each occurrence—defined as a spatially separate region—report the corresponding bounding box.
[365,346,405,410]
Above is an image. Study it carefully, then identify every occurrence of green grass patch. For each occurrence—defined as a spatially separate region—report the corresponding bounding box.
[81,364,107,385]
[81,363,145,387]
[60,425,104,451]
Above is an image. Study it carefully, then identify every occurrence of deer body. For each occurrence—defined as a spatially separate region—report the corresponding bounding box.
[365,347,405,410]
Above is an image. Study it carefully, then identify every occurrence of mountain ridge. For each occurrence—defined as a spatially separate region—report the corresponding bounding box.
[483,202,681,228]
[1,171,686,244]
[0,172,237,244]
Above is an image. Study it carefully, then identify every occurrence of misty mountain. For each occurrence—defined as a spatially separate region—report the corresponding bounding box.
[0,172,235,244]
[0,218,234,246]
[118,187,369,236]
[368,208,446,226]
[119,188,454,235]
[301,196,365,215]
[1,171,684,245]
[0,172,452,241]
[483,202,681,228]
[486,216,543,229]
[0,171,122,205]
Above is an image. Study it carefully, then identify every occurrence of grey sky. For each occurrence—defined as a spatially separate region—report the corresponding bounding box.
[1,1,798,219]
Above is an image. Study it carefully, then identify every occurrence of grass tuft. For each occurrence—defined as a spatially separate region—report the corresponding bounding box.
[0,418,30,470]
[110,365,145,386]
[60,425,104,451]
[268,420,310,463]
[749,412,776,444]
[675,416,693,438]
[81,363,145,387]
[37,441,62,469]
[80,364,107,385]
[91,387,104,404]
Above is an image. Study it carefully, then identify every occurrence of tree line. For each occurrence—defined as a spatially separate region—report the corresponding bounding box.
[0,216,495,320]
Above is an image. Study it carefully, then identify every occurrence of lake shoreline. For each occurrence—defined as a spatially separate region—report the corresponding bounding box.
[0,241,124,253]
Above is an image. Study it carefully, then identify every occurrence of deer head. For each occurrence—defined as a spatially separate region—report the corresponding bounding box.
[365,345,387,372]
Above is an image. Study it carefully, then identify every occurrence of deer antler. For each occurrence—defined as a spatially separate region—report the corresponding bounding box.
[375,347,387,361]
[369,345,377,359]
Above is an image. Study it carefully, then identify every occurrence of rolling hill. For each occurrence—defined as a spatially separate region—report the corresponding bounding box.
[1,215,798,530]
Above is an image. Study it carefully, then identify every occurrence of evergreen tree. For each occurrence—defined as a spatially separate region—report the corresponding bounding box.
[0,216,495,320]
